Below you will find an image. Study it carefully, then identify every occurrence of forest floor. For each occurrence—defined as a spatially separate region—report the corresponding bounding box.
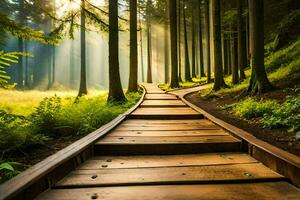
[0,89,142,183]
[186,81,300,157]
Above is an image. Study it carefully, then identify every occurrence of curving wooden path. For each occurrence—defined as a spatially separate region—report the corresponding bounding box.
[31,84,300,199]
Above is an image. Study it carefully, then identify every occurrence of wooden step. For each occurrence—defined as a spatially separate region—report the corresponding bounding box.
[80,153,258,170]
[130,107,203,119]
[54,163,284,188]
[145,94,178,100]
[36,182,300,200]
[107,130,229,137]
[94,135,241,155]
[121,119,218,125]
[141,100,187,107]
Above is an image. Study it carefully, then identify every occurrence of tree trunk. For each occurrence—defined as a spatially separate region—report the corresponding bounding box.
[169,0,179,88]
[164,1,170,84]
[52,45,56,84]
[183,3,191,82]
[69,40,75,87]
[222,33,228,75]
[212,0,227,90]
[197,0,205,78]
[237,0,246,80]
[128,0,138,92]
[17,0,24,89]
[191,1,196,78]
[178,0,182,82]
[204,0,211,83]
[78,0,88,97]
[227,36,232,75]
[138,1,145,82]
[248,0,273,93]
[231,30,239,84]
[146,0,153,83]
[108,0,126,102]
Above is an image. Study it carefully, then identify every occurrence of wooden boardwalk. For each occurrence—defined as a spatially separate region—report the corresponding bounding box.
[11,84,300,199]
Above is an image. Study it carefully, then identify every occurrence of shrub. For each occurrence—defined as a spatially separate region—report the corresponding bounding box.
[261,96,300,132]
[232,98,278,119]
[0,162,25,183]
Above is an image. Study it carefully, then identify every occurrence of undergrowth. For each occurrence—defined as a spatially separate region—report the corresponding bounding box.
[228,96,300,133]
[0,91,141,183]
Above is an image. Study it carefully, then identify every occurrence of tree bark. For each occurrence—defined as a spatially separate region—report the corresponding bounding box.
[183,2,191,82]
[146,0,153,83]
[237,0,246,80]
[191,0,196,78]
[78,0,88,97]
[197,0,205,78]
[178,0,182,82]
[138,1,145,82]
[231,30,239,84]
[128,0,138,92]
[17,0,24,89]
[108,0,126,102]
[164,0,170,84]
[204,0,211,83]
[212,0,227,90]
[248,0,273,93]
[169,0,179,88]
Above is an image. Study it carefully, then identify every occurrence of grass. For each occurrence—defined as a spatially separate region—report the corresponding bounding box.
[0,89,142,182]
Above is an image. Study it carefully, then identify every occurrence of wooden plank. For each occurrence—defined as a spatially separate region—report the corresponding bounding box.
[97,135,240,144]
[80,153,258,170]
[114,124,220,131]
[131,108,201,118]
[107,130,229,137]
[122,119,217,125]
[145,94,178,100]
[36,182,300,200]
[141,100,187,107]
[55,163,284,188]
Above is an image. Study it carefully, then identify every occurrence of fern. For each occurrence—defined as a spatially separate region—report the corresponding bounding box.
[0,51,31,88]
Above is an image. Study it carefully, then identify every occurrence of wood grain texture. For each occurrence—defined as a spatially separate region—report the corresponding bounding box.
[36,182,300,200]
[55,163,284,188]
[107,130,229,137]
[80,153,258,170]
[141,100,187,107]
[145,94,178,100]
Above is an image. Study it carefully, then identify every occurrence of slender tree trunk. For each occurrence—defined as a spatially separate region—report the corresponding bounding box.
[248,0,272,93]
[169,0,179,88]
[245,0,250,66]
[204,0,211,83]
[47,44,52,89]
[164,1,170,84]
[108,0,126,102]
[178,0,182,82]
[24,41,29,87]
[198,0,205,78]
[222,33,228,75]
[183,3,191,82]
[231,30,239,84]
[128,0,138,92]
[146,0,153,83]
[17,0,24,89]
[52,45,56,84]
[138,1,145,82]
[191,1,196,78]
[212,0,226,90]
[78,0,88,97]
[70,40,75,87]
[227,36,232,75]
[237,0,246,80]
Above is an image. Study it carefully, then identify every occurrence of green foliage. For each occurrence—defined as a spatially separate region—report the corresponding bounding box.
[0,92,141,156]
[230,96,300,132]
[0,162,24,183]
[0,51,31,88]
[261,96,300,132]
[232,98,278,119]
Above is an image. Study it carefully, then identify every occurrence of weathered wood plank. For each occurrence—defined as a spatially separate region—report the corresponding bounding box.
[122,119,216,125]
[107,130,229,137]
[36,182,300,200]
[80,153,258,170]
[114,124,220,131]
[141,100,187,107]
[97,135,239,144]
[55,163,284,188]
[145,94,178,100]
